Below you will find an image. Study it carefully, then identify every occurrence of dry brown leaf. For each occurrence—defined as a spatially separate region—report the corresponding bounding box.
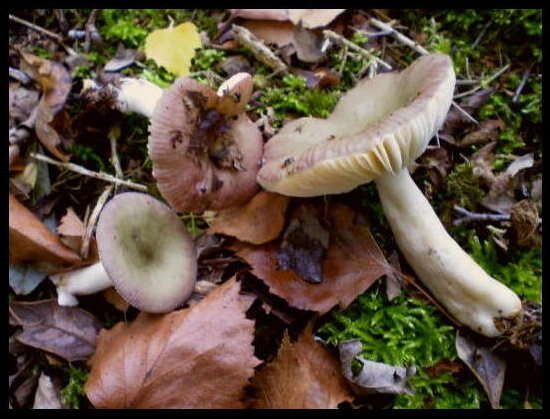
[233,203,390,314]
[10,299,102,362]
[9,194,82,273]
[208,191,290,244]
[242,20,295,47]
[85,278,260,408]
[288,9,346,29]
[459,119,505,147]
[251,325,353,408]
[230,9,290,21]
[19,52,72,161]
[102,287,130,312]
[510,199,541,247]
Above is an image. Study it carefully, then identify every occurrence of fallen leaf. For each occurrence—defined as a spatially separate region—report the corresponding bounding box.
[233,203,390,314]
[276,204,330,284]
[9,263,47,296]
[459,119,505,147]
[288,9,346,29]
[339,340,416,395]
[102,287,130,312]
[251,325,353,408]
[292,25,325,63]
[230,9,290,21]
[455,330,506,409]
[85,278,260,408]
[9,194,82,273]
[19,52,72,161]
[144,22,202,77]
[33,373,64,409]
[10,299,102,362]
[505,153,534,177]
[219,55,253,76]
[510,199,541,247]
[384,251,402,301]
[241,20,295,47]
[293,68,340,88]
[104,43,137,72]
[9,86,40,124]
[208,191,290,244]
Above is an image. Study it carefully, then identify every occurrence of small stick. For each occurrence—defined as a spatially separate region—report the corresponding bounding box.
[232,24,288,74]
[369,18,430,56]
[323,29,392,70]
[453,63,510,99]
[80,185,113,259]
[108,125,123,180]
[453,205,510,226]
[471,20,492,49]
[512,66,532,103]
[30,153,148,192]
[451,101,479,125]
[9,14,77,56]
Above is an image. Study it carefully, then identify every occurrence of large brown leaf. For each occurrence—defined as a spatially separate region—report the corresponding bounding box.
[19,52,72,161]
[85,278,260,408]
[208,191,290,244]
[251,324,353,408]
[233,203,390,314]
[9,194,82,273]
[9,299,102,362]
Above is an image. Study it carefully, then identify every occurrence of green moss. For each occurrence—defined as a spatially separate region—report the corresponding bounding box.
[467,234,542,303]
[69,144,107,172]
[61,366,88,409]
[318,287,485,408]
[258,75,340,126]
[443,163,484,209]
[191,48,226,73]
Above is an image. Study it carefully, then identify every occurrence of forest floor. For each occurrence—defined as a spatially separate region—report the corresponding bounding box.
[9,9,542,409]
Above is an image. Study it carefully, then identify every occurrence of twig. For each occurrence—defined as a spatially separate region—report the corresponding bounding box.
[451,101,479,125]
[9,13,77,56]
[30,153,148,192]
[231,24,288,74]
[369,18,430,56]
[512,66,533,103]
[471,20,492,49]
[108,126,123,180]
[453,63,510,99]
[453,205,510,226]
[80,185,113,259]
[323,29,392,70]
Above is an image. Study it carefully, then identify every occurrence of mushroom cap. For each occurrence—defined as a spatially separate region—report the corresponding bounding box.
[149,77,263,212]
[257,54,456,197]
[96,192,197,313]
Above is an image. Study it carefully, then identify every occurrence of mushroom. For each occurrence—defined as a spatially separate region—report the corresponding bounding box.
[51,192,197,313]
[148,74,263,212]
[256,54,522,337]
[82,73,263,212]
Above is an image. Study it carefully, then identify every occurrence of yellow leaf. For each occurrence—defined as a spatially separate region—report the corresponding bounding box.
[144,22,202,77]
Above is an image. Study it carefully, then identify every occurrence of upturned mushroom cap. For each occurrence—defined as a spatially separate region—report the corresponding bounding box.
[96,192,196,313]
[257,54,455,196]
[149,75,263,212]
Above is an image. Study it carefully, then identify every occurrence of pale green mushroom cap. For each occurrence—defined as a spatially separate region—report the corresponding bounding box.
[96,192,197,313]
[257,54,456,196]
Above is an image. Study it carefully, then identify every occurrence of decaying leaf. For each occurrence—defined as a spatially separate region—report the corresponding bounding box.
[9,194,82,273]
[292,25,325,63]
[9,86,40,124]
[104,43,137,72]
[144,22,202,77]
[459,119,505,147]
[241,20,295,47]
[208,191,290,244]
[339,340,416,395]
[288,9,346,29]
[9,299,102,362]
[102,287,130,312]
[230,9,290,21]
[276,205,330,284]
[9,263,47,296]
[33,372,64,409]
[19,52,73,161]
[384,251,403,301]
[510,199,541,247]
[234,203,390,314]
[85,278,260,408]
[455,330,506,409]
[251,325,353,408]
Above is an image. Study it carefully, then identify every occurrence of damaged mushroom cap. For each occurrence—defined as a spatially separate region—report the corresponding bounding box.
[96,192,197,313]
[257,54,455,196]
[149,75,263,212]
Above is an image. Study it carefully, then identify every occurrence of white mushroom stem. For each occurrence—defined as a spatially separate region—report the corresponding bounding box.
[375,168,522,337]
[50,262,112,307]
